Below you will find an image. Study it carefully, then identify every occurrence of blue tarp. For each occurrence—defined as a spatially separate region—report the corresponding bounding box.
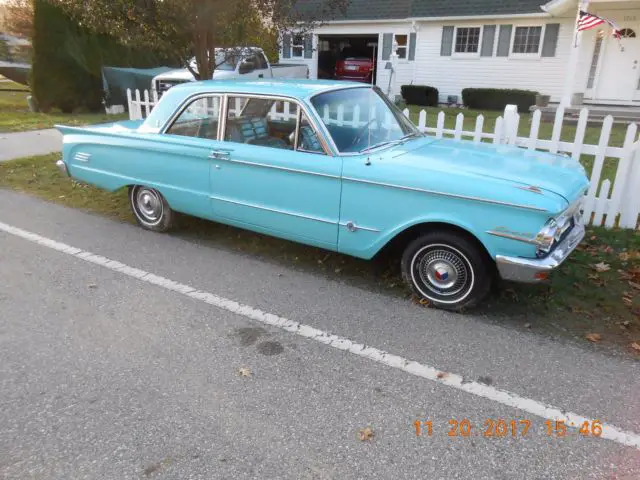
[102,66,173,107]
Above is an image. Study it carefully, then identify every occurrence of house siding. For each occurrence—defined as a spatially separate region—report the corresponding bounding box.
[413,17,576,103]
[278,14,609,103]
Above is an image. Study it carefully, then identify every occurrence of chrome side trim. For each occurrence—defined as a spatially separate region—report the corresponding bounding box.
[486,230,539,245]
[342,177,549,212]
[338,221,380,233]
[214,156,341,179]
[74,152,91,162]
[210,195,337,225]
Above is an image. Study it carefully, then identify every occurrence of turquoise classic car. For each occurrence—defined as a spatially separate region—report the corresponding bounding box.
[56,80,588,310]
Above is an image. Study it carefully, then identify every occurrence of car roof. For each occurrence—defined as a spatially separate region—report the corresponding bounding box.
[141,79,372,133]
[170,79,371,100]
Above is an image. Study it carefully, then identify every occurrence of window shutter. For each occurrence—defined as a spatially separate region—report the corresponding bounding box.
[282,34,291,59]
[381,33,393,60]
[481,25,496,56]
[541,23,560,57]
[304,34,313,59]
[408,32,417,60]
[496,24,512,57]
[440,26,454,56]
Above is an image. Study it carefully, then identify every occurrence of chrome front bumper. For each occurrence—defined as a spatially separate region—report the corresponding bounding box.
[495,219,585,283]
[56,159,69,176]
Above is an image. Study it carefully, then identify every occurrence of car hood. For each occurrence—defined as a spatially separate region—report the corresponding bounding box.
[392,137,589,204]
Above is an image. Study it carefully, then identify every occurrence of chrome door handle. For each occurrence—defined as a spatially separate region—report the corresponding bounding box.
[209,150,231,160]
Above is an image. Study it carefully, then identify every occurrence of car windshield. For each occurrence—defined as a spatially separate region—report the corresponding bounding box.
[309,87,420,153]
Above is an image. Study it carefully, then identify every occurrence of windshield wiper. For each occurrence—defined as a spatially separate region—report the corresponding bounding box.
[359,132,422,154]
[359,140,400,154]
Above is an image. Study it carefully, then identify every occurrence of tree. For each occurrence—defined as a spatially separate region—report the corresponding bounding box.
[3,0,34,39]
[53,0,349,80]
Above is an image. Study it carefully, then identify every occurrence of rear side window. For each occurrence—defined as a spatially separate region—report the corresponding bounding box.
[224,96,298,150]
[165,95,222,140]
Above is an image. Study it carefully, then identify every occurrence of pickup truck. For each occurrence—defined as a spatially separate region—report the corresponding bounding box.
[152,47,308,96]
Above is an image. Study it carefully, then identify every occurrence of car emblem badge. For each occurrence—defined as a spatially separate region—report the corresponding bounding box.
[435,268,448,281]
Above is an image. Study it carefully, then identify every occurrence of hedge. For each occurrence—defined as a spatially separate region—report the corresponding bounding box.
[31,1,177,113]
[400,85,439,107]
[461,88,538,113]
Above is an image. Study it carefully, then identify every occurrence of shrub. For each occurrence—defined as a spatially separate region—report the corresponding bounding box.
[401,85,439,107]
[461,88,538,113]
[0,39,12,61]
[31,0,103,113]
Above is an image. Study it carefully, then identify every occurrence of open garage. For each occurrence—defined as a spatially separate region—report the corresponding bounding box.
[316,34,378,84]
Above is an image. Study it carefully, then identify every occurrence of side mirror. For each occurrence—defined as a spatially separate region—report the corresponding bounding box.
[239,61,255,74]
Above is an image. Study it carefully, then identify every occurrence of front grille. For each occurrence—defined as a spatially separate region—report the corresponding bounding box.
[155,80,187,96]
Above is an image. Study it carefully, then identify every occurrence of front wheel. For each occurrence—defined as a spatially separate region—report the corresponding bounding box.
[401,231,493,311]
[129,185,175,232]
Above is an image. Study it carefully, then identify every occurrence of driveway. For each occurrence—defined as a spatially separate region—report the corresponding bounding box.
[1,189,639,479]
[0,129,61,162]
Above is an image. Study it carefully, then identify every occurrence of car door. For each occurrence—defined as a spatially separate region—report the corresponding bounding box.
[156,94,225,220]
[209,95,342,250]
[238,53,270,79]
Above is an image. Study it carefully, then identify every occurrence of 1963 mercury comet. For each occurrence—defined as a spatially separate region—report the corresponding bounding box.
[55,80,589,310]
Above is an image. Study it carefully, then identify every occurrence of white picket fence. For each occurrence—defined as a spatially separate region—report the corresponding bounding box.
[126,88,640,229]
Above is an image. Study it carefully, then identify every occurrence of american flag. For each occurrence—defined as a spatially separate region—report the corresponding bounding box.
[577,10,606,31]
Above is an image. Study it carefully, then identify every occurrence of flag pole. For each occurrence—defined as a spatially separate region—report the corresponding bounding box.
[562,0,589,107]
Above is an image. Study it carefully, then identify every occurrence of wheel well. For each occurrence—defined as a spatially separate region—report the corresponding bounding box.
[378,222,492,262]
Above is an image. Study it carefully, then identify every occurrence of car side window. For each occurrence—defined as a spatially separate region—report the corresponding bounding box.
[224,96,299,151]
[165,95,221,140]
[256,53,269,70]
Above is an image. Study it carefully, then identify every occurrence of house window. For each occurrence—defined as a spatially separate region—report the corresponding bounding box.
[512,26,542,54]
[292,34,304,57]
[394,34,408,59]
[454,27,481,53]
[619,28,636,38]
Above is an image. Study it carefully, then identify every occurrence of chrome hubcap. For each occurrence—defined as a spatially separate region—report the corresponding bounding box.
[415,247,470,298]
[135,188,163,224]
[426,261,458,290]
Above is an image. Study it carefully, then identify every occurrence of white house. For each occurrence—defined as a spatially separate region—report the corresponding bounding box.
[279,0,640,106]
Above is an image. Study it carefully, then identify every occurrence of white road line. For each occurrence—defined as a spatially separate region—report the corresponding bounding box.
[1,219,639,450]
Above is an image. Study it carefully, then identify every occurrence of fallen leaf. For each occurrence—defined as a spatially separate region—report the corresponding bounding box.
[590,235,597,241]
[237,367,251,377]
[88,283,97,289]
[419,298,429,306]
[588,273,600,281]
[619,252,631,262]
[600,245,614,254]
[436,372,447,379]
[623,295,633,307]
[334,268,342,273]
[630,281,640,291]
[631,342,640,352]
[585,333,602,343]
[524,323,532,329]
[592,262,611,273]
[358,426,374,441]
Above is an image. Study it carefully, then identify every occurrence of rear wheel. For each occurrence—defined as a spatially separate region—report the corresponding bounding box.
[129,186,174,232]
[401,231,493,311]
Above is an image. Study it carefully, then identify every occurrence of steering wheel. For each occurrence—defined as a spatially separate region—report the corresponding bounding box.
[350,117,380,149]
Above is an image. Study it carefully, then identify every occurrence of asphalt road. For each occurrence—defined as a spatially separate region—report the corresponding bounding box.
[1,189,639,479]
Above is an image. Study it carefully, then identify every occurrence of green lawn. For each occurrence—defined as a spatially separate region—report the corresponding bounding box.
[1,154,638,354]
[0,81,127,133]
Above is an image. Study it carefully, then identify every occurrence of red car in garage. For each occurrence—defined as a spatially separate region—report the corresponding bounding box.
[334,48,375,83]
